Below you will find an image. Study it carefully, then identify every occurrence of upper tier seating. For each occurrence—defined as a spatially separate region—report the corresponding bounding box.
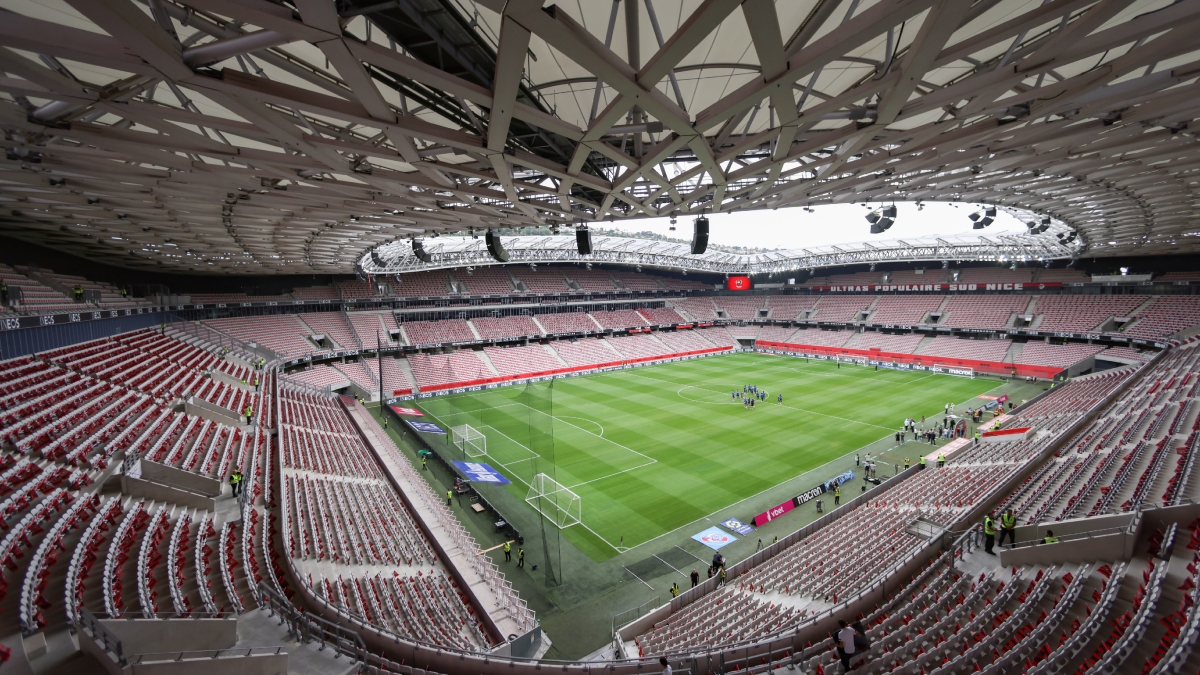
[348,313,395,346]
[299,313,358,349]
[589,309,649,330]
[637,307,686,325]
[510,268,568,293]
[1034,295,1147,332]
[803,270,881,287]
[567,269,619,292]
[400,319,475,345]
[917,336,1012,362]
[884,269,949,285]
[205,315,316,357]
[456,268,514,295]
[190,293,287,303]
[337,280,385,299]
[292,286,339,300]
[669,297,718,321]
[40,270,142,308]
[765,295,818,320]
[534,312,600,334]
[851,332,924,354]
[939,294,1032,329]
[1014,341,1105,368]
[1036,268,1090,282]
[394,271,453,297]
[955,267,1033,284]
[867,294,943,325]
[470,315,544,340]
[713,297,765,320]
[0,265,75,314]
[406,351,491,389]
[1122,295,1200,339]
[1097,346,1150,362]
[658,277,710,290]
[811,295,875,322]
[611,272,663,291]
[285,365,349,390]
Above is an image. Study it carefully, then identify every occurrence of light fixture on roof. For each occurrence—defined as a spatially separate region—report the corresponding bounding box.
[867,205,895,233]
[969,206,996,229]
[669,214,677,232]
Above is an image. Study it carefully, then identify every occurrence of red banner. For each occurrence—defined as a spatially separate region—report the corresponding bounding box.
[807,282,1062,292]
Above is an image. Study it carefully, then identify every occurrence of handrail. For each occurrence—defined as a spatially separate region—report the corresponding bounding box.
[127,647,285,663]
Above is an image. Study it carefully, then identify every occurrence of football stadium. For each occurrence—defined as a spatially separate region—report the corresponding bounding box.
[1,1,1200,674]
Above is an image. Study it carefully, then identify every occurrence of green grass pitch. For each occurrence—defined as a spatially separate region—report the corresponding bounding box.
[415,352,998,561]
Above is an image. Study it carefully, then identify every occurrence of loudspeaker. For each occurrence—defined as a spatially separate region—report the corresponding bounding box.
[371,249,386,268]
[691,216,709,255]
[411,239,432,263]
[485,229,509,262]
[576,227,593,255]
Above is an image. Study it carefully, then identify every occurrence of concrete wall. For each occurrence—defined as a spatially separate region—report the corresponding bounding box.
[131,653,286,675]
[998,512,1140,567]
[210,370,255,391]
[101,617,237,655]
[184,396,246,428]
[137,460,223,497]
[120,474,216,511]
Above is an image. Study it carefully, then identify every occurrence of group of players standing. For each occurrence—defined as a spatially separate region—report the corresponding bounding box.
[732,384,783,408]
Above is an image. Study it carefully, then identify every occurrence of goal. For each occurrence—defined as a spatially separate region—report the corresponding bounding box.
[525,473,582,529]
[451,424,487,457]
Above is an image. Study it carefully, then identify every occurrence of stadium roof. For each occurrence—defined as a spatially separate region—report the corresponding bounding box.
[0,0,1196,274]
[360,230,1078,276]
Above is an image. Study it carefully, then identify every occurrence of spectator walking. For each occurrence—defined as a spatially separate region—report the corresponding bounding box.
[660,657,671,675]
[984,512,996,555]
[836,619,858,671]
[690,569,699,587]
[421,456,427,470]
[937,452,945,468]
[999,509,1017,548]
[855,453,860,467]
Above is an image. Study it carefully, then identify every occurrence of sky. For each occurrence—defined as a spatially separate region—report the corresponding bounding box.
[601,202,1028,251]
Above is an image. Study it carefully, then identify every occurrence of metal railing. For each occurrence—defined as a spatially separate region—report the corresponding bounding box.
[75,607,126,666]
[126,647,285,664]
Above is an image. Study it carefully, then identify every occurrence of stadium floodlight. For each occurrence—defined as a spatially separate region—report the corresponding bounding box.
[525,473,582,529]
[411,239,432,263]
[451,424,486,457]
[867,206,894,234]
[969,206,996,229]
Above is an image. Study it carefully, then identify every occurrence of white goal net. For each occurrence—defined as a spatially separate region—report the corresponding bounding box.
[451,424,487,457]
[525,473,582,528]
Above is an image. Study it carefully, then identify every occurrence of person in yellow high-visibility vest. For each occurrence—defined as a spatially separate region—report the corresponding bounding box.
[999,509,1017,549]
[937,453,945,468]
[1043,530,1059,544]
[983,513,996,555]
[243,405,253,425]
[503,541,511,562]
[446,489,452,506]
[833,486,841,505]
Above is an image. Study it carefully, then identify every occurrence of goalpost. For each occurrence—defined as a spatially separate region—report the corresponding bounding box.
[451,424,487,457]
[525,473,582,529]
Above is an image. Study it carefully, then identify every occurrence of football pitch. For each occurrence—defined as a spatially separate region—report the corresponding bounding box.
[414,352,999,561]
